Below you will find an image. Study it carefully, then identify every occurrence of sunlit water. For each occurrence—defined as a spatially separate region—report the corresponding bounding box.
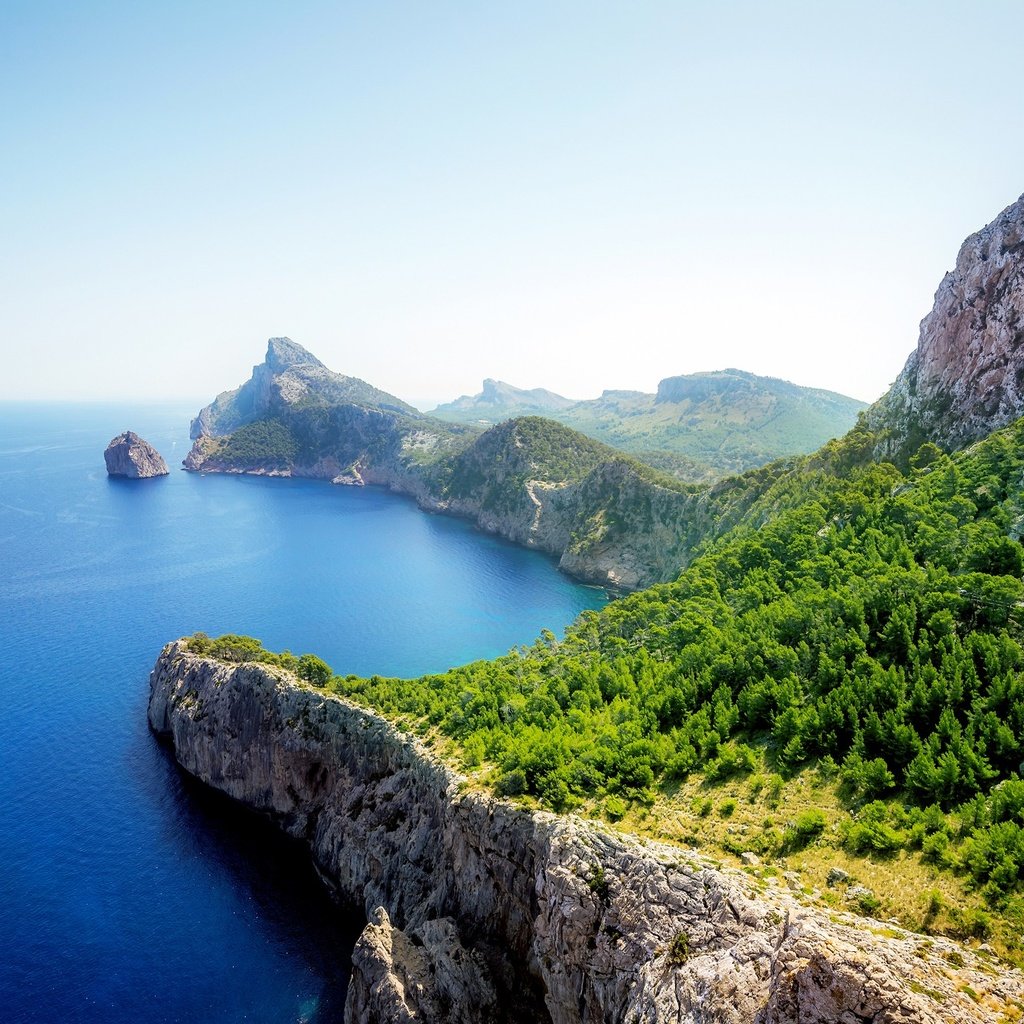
[0,402,607,1023]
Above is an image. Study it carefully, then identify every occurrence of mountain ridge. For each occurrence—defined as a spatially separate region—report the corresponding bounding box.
[183,348,725,589]
[431,368,866,482]
[190,337,420,440]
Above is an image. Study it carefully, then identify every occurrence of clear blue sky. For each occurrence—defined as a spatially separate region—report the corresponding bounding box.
[4,1,1023,407]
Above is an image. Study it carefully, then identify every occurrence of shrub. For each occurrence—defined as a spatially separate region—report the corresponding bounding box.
[495,769,528,797]
[605,795,628,821]
[297,653,332,687]
[667,931,690,964]
[784,808,827,850]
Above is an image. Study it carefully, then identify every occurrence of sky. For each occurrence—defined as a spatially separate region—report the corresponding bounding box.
[3,1,1024,409]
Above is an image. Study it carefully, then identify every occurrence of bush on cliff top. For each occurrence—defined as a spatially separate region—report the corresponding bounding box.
[187,633,332,685]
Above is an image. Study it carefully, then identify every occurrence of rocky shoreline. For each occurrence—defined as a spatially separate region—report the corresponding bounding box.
[148,641,1024,1024]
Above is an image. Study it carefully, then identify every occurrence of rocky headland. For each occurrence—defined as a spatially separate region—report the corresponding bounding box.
[104,431,169,478]
[149,642,1024,1024]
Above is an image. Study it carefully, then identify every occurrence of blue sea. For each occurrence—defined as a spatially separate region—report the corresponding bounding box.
[0,402,607,1024]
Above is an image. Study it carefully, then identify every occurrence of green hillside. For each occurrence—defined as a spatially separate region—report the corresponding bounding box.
[430,369,866,482]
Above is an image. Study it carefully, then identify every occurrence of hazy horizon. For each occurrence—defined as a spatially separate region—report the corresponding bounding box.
[5,2,1024,407]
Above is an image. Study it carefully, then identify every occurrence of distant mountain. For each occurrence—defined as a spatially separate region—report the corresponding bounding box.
[431,379,576,421]
[191,337,419,439]
[429,370,866,482]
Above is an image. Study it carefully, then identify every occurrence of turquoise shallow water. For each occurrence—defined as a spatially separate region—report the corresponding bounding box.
[0,402,607,1024]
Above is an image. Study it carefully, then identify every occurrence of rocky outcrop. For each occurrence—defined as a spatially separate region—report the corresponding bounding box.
[149,643,1024,1024]
[869,193,1024,463]
[103,431,169,478]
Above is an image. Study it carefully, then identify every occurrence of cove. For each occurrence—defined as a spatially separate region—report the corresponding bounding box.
[0,402,606,1024]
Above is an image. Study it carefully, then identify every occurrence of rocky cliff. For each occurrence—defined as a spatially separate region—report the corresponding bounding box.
[149,642,1024,1024]
[104,431,169,478]
[869,193,1024,463]
[191,337,420,440]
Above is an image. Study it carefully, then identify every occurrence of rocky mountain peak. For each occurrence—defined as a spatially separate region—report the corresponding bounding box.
[265,337,325,373]
[656,370,751,404]
[869,193,1024,461]
[189,337,420,440]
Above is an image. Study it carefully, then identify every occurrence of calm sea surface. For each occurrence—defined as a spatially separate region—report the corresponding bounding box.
[0,402,607,1024]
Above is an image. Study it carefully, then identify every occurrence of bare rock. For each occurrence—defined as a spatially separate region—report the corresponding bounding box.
[345,908,499,1024]
[845,885,875,902]
[104,431,169,478]
[869,193,1024,462]
[826,867,851,887]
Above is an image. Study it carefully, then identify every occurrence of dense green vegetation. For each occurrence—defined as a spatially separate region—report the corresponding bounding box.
[206,418,300,468]
[433,416,690,505]
[188,413,1024,952]
[188,632,332,686]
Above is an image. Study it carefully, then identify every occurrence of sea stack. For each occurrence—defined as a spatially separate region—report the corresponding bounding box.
[104,431,170,478]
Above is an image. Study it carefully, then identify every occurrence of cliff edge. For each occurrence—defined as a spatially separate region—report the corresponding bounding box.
[148,642,1024,1024]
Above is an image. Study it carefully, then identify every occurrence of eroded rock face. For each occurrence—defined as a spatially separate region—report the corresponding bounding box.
[104,431,169,478]
[148,643,1024,1024]
[870,193,1024,462]
[346,908,499,1024]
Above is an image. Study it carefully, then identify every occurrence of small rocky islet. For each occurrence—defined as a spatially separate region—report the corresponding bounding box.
[104,431,169,478]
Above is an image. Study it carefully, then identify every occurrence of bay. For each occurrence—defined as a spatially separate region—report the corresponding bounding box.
[0,402,607,1024]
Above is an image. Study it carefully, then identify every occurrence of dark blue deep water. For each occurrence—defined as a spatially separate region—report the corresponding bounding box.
[0,403,607,1024]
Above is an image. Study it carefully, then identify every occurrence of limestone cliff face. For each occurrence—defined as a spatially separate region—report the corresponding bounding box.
[870,194,1024,462]
[103,431,169,478]
[149,643,1024,1024]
